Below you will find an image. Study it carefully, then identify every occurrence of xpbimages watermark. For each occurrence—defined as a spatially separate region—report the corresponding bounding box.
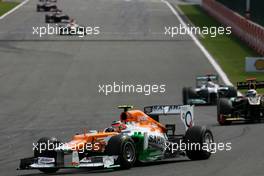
[164,141,232,154]
[98,82,166,96]
[164,24,232,38]
[32,24,100,38]
[33,141,101,154]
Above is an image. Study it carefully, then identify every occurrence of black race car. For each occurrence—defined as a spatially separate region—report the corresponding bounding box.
[37,3,58,12]
[217,78,264,125]
[182,74,237,105]
[45,12,70,23]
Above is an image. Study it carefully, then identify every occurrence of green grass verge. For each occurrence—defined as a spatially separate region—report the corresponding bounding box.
[179,5,264,93]
[0,0,19,17]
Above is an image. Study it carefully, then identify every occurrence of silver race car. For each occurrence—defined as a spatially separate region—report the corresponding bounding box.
[182,74,237,105]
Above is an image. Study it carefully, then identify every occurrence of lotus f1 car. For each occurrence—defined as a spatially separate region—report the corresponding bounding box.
[45,11,70,23]
[217,78,264,125]
[18,105,213,174]
[183,74,237,105]
[37,2,58,12]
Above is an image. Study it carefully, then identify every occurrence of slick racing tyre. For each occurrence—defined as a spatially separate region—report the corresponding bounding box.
[217,98,232,125]
[182,87,197,105]
[184,126,214,160]
[225,86,237,98]
[34,137,60,173]
[36,6,41,12]
[106,134,136,169]
[45,15,51,23]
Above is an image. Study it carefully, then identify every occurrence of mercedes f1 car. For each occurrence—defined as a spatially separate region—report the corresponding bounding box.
[45,11,70,23]
[37,2,58,12]
[217,78,264,125]
[18,105,213,173]
[183,74,237,105]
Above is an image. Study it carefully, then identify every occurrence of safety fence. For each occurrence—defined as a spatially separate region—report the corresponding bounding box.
[202,0,264,56]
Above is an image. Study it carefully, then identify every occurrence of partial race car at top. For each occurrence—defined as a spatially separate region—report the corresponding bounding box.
[45,11,70,23]
[19,105,214,174]
[37,2,58,12]
[182,74,237,105]
[217,78,264,125]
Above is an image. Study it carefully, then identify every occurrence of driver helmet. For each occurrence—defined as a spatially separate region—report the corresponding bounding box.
[111,120,127,132]
[246,89,257,97]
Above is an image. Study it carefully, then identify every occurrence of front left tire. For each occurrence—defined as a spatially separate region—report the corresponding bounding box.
[34,137,60,174]
[106,134,136,169]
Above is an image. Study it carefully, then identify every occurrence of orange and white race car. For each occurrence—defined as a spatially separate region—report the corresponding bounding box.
[19,105,214,174]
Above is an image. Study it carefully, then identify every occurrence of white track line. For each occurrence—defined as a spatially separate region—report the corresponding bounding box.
[0,0,30,20]
[161,0,233,86]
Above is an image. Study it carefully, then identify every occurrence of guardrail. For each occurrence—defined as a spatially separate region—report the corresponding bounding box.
[202,0,264,56]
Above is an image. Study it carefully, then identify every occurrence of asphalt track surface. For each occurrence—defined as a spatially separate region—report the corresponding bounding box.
[0,0,263,176]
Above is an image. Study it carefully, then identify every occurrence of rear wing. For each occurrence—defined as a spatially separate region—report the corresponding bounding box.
[196,74,218,81]
[196,74,219,87]
[237,78,264,90]
[144,105,194,130]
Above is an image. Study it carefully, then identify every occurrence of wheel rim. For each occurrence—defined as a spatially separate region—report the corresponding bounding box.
[218,114,225,124]
[123,142,135,162]
[204,132,213,152]
[204,132,213,144]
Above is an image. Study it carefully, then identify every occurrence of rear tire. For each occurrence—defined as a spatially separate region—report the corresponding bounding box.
[45,15,50,23]
[217,98,232,125]
[106,135,136,169]
[34,137,60,174]
[184,126,213,160]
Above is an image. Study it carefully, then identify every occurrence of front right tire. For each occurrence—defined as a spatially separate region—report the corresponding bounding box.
[225,86,237,98]
[217,98,232,125]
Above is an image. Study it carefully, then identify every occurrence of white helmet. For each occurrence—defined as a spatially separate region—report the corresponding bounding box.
[246,89,257,97]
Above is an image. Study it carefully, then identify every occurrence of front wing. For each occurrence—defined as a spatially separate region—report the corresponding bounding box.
[187,98,208,105]
[18,152,119,170]
[221,114,264,123]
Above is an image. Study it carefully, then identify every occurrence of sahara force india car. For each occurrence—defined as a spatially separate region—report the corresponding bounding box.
[217,78,264,125]
[19,105,214,174]
[182,74,237,105]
